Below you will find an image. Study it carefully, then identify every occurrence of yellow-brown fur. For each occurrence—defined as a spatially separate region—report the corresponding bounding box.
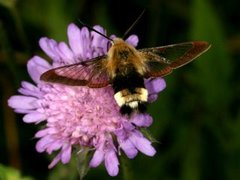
[106,38,147,79]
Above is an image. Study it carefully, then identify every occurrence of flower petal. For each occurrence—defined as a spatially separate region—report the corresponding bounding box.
[145,78,166,94]
[125,35,139,47]
[8,95,38,110]
[48,153,61,169]
[23,112,46,123]
[35,128,58,138]
[68,23,84,58]
[35,128,52,138]
[18,81,43,97]
[61,145,72,164]
[130,131,156,156]
[57,42,75,64]
[148,94,158,102]
[89,148,104,167]
[36,136,54,152]
[13,109,34,114]
[39,38,60,62]
[131,114,153,127]
[46,140,62,154]
[104,149,119,176]
[120,139,138,159]
[27,56,51,83]
[80,27,92,59]
[91,25,108,54]
[145,78,166,102]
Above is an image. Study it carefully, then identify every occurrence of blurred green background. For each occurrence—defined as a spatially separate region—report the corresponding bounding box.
[0,0,240,179]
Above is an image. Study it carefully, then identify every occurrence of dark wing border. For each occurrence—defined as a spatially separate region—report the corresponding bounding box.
[139,41,211,78]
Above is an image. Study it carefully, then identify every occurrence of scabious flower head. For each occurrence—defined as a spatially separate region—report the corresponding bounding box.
[8,23,166,176]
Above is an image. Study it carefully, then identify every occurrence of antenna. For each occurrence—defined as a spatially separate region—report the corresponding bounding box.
[122,9,145,39]
[77,19,113,42]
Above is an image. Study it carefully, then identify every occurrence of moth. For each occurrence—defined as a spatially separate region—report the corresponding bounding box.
[40,36,211,115]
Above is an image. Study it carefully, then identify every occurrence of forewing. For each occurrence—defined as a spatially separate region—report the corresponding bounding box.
[40,55,110,88]
[139,41,211,78]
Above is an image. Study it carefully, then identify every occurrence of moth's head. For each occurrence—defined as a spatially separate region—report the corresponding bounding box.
[107,37,137,61]
[112,38,125,45]
[109,37,133,51]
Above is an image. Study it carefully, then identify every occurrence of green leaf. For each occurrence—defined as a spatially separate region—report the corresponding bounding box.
[140,128,159,143]
[0,164,33,180]
[0,0,16,9]
[76,147,93,180]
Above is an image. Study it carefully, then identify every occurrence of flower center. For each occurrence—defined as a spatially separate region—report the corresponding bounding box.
[40,84,124,146]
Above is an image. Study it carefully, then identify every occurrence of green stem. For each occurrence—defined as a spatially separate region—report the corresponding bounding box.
[120,155,134,180]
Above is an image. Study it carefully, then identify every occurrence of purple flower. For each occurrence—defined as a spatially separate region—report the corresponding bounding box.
[8,23,166,176]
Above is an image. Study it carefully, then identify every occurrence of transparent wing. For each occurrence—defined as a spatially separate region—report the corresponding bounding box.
[139,41,211,78]
[40,55,110,88]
